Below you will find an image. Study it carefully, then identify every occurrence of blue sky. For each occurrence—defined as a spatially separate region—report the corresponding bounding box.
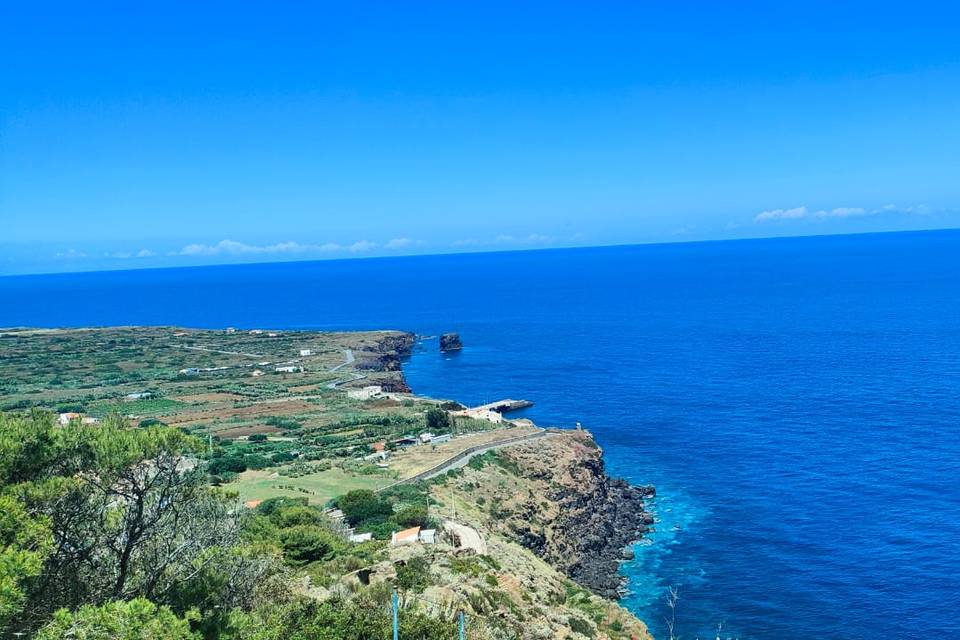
[2,1,959,274]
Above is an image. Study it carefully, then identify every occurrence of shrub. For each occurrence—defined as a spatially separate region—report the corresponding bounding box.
[336,490,393,527]
[395,556,432,592]
[279,525,339,565]
[35,598,197,640]
[273,505,326,528]
[568,615,595,638]
[425,407,451,432]
[392,505,428,528]
[257,496,309,517]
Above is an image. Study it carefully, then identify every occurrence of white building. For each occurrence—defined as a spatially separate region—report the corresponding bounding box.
[347,385,383,400]
[299,349,313,356]
[275,365,303,373]
[58,412,81,426]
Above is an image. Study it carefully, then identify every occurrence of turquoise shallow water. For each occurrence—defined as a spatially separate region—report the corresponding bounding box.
[2,230,959,638]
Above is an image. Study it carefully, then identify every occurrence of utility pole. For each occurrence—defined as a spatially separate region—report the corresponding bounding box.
[458,610,465,640]
[392,589,399,640]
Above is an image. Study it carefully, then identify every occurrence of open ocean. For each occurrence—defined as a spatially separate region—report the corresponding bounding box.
[2,230,959,639]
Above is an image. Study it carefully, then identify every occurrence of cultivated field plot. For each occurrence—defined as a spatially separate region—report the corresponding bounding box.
[0,326,519,505]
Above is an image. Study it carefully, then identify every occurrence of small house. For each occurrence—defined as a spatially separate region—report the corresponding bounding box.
[431,434,452,445]
[299,349,313,356]
[275,365,303,374]
[347,385,383,400]
[349,532,373,543]
[371,441,386,453]
[251,369,265,377]
[58,412,81,426]
[419,529,437,544]
[179,367,200,376]
[125,392,153,401]
[391,526,421,546]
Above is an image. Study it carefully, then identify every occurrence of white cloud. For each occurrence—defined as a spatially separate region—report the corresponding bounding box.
[136,249,156,258]
[178,240,346,257]
[348,240,376,253]
[385,238,413,250]
[54,248,87,259]
[754,203,934,224]
[525,233,553,243]
[451,238,480,247]
[754,206,808,222]
[177,239,376,257]
[813,207,867,218]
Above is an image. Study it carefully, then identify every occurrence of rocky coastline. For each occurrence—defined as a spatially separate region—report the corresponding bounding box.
[489,431,655,599]
[391,333,655,600]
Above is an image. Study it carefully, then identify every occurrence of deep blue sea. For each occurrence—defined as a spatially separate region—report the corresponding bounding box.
[2,230,959,639]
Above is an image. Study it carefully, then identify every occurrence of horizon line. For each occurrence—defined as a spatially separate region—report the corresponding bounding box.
[3,226,958,279]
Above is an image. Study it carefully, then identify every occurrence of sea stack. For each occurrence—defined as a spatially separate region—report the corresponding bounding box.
[439,332,463,352]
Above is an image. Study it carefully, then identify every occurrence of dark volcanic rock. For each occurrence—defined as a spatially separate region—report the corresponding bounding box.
[356,332,416,371]
[486,431,655,600]
[376,333,415,356]
[352,332,415,392]
[439,332,463,352]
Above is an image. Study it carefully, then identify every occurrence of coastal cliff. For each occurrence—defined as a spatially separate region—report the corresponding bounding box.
[426,429,654,638]
[450,430,654,598]
[495,431,655,598]
[352,331,416,391]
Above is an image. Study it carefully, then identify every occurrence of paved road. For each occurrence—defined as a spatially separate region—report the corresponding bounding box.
[328,349,355,373]
[378,430,554,492]
[443,520,486,554]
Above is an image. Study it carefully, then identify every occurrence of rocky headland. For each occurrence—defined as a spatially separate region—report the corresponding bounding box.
[473,430,655,598]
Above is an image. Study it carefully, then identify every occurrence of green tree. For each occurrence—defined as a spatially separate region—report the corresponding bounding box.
[335,490,393,527]
[0,411,277,634]
[279,526,340,565]
[425,407,451,432]
[0,495,52,628]
[35,598,198,640]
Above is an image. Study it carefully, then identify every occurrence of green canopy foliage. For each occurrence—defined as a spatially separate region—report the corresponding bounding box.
[35,598,198,640]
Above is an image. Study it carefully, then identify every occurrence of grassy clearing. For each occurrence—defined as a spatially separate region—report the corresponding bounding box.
[231,467,387,505]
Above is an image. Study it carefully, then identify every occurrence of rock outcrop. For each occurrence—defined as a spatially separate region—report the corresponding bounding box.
[439,332,463,352]
[351,331,415,392]
[457,430,654,599]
